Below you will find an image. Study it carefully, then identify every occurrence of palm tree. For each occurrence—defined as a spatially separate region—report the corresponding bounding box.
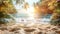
[0,0,16,25]
[50,0,60,25]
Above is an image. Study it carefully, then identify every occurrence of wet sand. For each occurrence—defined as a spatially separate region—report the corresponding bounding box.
[0,23,60,34]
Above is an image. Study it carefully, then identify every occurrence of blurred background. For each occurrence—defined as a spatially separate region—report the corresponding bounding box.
[0,0,60,25]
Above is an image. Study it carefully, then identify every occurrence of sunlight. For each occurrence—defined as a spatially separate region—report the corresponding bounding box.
[26,6,35,19]
[25,0,39,19]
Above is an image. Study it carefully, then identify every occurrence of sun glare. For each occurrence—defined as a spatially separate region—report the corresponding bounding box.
[25,0,39,19]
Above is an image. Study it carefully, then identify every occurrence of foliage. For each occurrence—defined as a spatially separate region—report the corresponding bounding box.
[0,0,16,24]
[50,0,60,25]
